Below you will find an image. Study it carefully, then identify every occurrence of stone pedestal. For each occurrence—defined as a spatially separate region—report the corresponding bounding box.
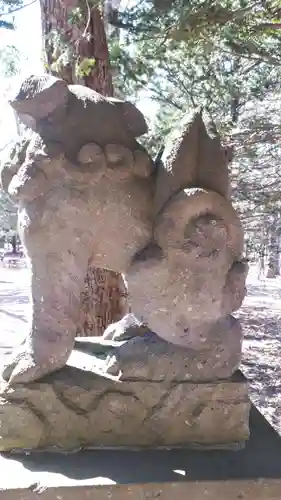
[0,408,281,500]
[0,334,250,452]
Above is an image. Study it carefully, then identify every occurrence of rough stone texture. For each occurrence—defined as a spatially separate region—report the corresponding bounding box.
[9,75,148,150]
[153,110,230,215]
[0,336,250,451]
[126,110,248,348]
[0,76,155,385]
[99,313,244,380]
[102,313,148,341]
[0,407,281,500]
[0,73,248,460]
[127,200,247,346]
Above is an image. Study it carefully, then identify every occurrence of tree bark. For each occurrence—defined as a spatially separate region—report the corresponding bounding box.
[11,234,17,253]
[266,214,280,278]
[39,0,128,336]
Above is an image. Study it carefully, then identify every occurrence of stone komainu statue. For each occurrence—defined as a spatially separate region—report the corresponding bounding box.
[0,74,247,386]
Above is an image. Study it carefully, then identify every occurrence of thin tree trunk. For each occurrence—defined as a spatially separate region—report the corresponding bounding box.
[266,216,280,278]
[40,0,128,336]
[266,228,280,278]
[11,234,17,253]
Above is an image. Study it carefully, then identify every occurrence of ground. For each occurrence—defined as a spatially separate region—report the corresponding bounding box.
[238,265,281,429]
[0,264,281,431]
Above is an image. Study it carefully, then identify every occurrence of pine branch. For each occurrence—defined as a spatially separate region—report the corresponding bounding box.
[0,19,13,29]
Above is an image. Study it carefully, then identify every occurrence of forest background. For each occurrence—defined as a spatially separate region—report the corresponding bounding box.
[1,0,281,333]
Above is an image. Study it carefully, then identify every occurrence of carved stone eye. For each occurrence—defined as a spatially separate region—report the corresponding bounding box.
[183,214,227,257]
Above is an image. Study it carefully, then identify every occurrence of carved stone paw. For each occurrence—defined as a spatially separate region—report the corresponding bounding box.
[103,313,148,341]
[2,338,74,386]
[2,348,43,385]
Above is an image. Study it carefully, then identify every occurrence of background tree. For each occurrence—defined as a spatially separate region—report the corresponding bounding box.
[107,0,281,275]
[0,31,24,248]
[0,0,36,29]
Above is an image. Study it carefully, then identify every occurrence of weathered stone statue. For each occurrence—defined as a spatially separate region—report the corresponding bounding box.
[0,75,249,451]
[0,75,154,384]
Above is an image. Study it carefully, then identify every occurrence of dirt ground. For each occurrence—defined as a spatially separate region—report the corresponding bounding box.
[1,264,281,431]
[237,265,281,430]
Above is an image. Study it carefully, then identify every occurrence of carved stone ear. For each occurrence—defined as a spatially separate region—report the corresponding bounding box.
[122,101,148,137]
[154,110,230,215]
[9,74,70,121]
[108,97,148,138]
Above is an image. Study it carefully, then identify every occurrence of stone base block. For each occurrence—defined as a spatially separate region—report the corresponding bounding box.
[0,336,250,451]
[0,407,281,500]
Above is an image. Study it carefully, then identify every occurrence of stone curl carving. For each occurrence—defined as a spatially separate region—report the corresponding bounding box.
[127,112,247,349]
[0,75,248,388]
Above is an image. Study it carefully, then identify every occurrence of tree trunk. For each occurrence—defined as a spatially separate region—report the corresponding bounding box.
[39,0,128,336]
[265,214,280,278]
[266,231,280,278]
[11,234,17,253]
